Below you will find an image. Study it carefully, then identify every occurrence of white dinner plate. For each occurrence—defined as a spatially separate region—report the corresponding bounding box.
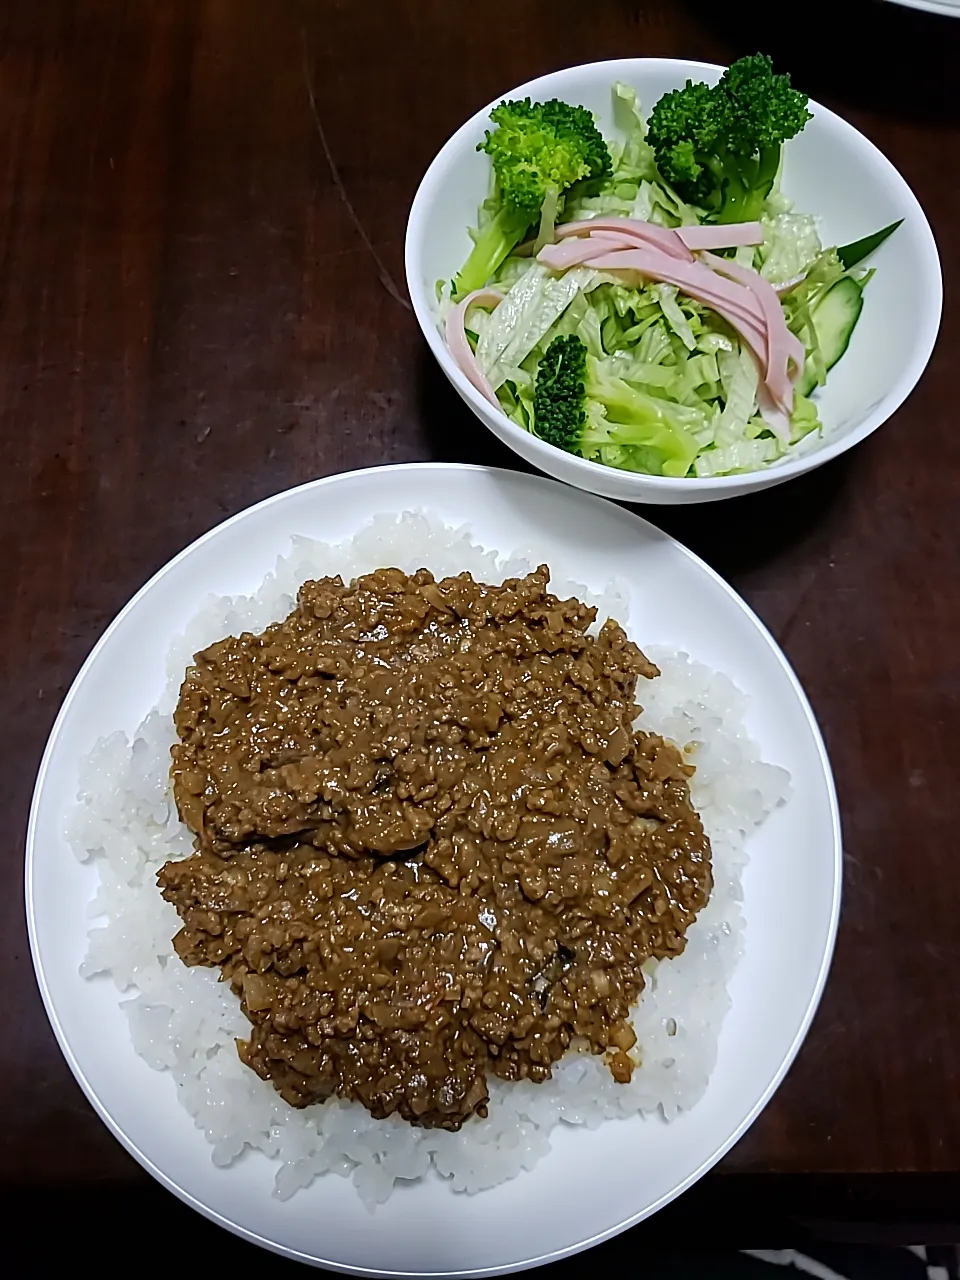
[26,463,841,1276]
[885,0,960,13]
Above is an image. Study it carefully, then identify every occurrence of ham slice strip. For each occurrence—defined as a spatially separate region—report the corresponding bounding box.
[757,387,792,446]
[567,244,772,380]
[556,217,694,261]
[701,251,804,412]
[538,221,802,415]
[537,233,638,271]
[540,240,768,340]
[444,288,504,406]
[556,217,765,255]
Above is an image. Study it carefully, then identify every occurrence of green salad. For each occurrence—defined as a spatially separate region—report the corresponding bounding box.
[441,55,900,479]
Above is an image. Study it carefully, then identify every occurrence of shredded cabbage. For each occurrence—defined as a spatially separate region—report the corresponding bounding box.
[487,269,826,479]
[478,263,598,390]
[715,347,760,443]
[656,284,697,351]
[759,211,822,284]
[564,84,701,228]
[695,436,779,477]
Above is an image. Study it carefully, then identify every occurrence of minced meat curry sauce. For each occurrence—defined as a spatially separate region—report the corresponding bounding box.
[159,566,712,1131]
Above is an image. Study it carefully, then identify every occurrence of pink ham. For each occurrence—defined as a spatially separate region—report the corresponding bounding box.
[557,216,765,256]
[676,222,765,251]
[538,239,768,337]
[701,251,805,369]
[555,217,695,262]
[444,288,504,407]
[701,251,804,412]
[535,222,804,418]
[757,386,792,446]
[575,245,772,376]
[537,233,639,271]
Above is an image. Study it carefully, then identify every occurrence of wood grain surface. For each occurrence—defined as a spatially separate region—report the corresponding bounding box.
[3,0,958,1265]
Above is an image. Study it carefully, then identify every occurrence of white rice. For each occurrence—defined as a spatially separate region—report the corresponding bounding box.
[69,512,790,1210]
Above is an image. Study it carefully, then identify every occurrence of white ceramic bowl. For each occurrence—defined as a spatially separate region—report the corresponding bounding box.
[405,59,942,505]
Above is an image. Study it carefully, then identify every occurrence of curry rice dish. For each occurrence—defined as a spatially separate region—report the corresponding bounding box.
[160,565,713,1130]
[72,512,789,1205]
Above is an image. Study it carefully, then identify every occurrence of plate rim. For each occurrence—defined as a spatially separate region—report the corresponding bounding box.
[24,461,843,1276]
[884,0,960,13]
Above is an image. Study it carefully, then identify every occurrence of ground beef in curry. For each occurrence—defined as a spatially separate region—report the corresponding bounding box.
[159,566,711,1131]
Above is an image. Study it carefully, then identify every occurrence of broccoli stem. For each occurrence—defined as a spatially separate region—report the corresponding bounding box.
[453,205,533,300]
[715,145,782,224]
[584,364,703,476]
[581,417,700,478]
[532,336,703,477]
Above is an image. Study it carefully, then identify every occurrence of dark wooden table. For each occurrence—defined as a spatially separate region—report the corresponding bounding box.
[4,0,959,1269]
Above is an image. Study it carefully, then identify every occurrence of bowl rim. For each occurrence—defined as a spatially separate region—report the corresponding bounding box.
[404,56,943,493]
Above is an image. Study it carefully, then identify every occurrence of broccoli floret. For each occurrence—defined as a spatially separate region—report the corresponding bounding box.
[532,333,588,451]
[532,335,702,478]
[647,54,812,224]
[453,99,611,299]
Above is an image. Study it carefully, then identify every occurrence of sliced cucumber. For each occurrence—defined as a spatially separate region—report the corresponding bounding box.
[796,276,864,398]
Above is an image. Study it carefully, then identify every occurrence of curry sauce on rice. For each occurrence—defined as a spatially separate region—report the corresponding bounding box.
[160,565,712,1130]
